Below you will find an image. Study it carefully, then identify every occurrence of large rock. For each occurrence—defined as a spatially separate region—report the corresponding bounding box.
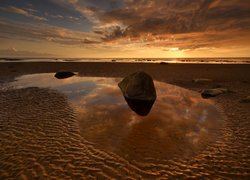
[118,71,156,101]
[54,72,75,79]
[118,71,156,116]
[201,88,228,98]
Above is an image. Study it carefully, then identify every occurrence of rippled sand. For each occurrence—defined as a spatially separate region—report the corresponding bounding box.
[0,63,250,179]
[0,87,248,179]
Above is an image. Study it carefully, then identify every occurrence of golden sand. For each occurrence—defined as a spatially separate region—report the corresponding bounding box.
[0,62,249,179]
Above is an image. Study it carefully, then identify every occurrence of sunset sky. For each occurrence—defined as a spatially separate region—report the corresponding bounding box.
[0,0,250,58]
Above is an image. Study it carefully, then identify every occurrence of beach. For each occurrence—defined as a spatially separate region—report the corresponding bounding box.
[0,62,250,179]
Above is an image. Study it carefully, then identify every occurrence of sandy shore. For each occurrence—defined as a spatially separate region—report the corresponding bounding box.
[0,62,250,179]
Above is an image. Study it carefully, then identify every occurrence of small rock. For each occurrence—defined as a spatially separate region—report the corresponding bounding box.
[241,80,249,84]
[54,72,76,79]
[160,62,168,65]
[201,88,228,98]
[193,78,212,83]
[239,96,250,103]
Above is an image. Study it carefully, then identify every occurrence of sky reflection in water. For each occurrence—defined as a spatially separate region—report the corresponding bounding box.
[12,73,223,162]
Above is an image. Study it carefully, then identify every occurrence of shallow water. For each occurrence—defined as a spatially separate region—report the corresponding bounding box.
[11,73,223,162]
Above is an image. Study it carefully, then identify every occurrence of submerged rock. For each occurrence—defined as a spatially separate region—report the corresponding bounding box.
[54,72,76,79]
[118,71,156,116]
[193,78,212,83]
[201,88,228,98]
[239,96,250,103]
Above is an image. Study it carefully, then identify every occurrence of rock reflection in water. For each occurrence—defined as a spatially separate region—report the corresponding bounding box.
[11,74,223,162]
[124,98,155,116]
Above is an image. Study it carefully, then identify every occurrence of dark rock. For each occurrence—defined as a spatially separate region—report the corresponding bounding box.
[241,80,250,84]
[118,71,156,101]
[201,88,228,98]
[192,78,212,83]
[118,71,157,116]
[54,72,76,79]
[239,96,250,103]
[124,98,155,116]
[160,62,168,65]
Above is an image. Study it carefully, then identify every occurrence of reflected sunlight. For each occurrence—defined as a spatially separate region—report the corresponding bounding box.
[11,73,223,162]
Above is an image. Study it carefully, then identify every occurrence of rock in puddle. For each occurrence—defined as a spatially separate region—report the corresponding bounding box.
[118,71,156,116]
[201,88,228,98]
[118,71,156,101]
[192,78,212,83]
[54,72,76,79]
[239,96,250,103]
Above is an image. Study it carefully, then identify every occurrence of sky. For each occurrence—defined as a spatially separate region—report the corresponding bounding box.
[0,0,250,58]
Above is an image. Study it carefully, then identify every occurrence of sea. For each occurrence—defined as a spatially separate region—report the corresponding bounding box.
[0,58,250,64]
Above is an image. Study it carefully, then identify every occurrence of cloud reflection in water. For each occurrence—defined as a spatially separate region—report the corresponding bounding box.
[76,81,223,162]
[12,73,223,162]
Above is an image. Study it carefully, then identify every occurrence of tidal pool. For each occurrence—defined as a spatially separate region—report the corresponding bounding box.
[11,73,223,162]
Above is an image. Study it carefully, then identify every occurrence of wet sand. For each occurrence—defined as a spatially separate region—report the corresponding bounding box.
[0,62,250,179]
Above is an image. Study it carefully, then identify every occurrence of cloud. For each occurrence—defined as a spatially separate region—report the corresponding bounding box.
[45,12,64,19]
[0,0,249,55]
[67,15,80,21]
[49,0,123,23]
[0,48,55,58]
[0,19,102,46]
[152,30,250,51]
[48,0,101,23]
[100,0,249,34]
[91,0,250,50]
[0,6,47,21]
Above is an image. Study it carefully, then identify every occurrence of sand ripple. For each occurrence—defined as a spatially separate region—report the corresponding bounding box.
[0,87,249,179]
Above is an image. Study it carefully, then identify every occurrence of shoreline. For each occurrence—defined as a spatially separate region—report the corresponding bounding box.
[1,57,250,64]
[1,62,250,80]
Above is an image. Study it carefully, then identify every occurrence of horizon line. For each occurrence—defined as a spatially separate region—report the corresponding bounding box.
[1,57,250,59]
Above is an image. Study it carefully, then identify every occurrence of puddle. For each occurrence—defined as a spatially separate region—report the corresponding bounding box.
[11,73,223,162]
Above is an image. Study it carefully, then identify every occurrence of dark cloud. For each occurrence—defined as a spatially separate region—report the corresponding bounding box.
[102,26,126,41]
[97,0,250,42]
